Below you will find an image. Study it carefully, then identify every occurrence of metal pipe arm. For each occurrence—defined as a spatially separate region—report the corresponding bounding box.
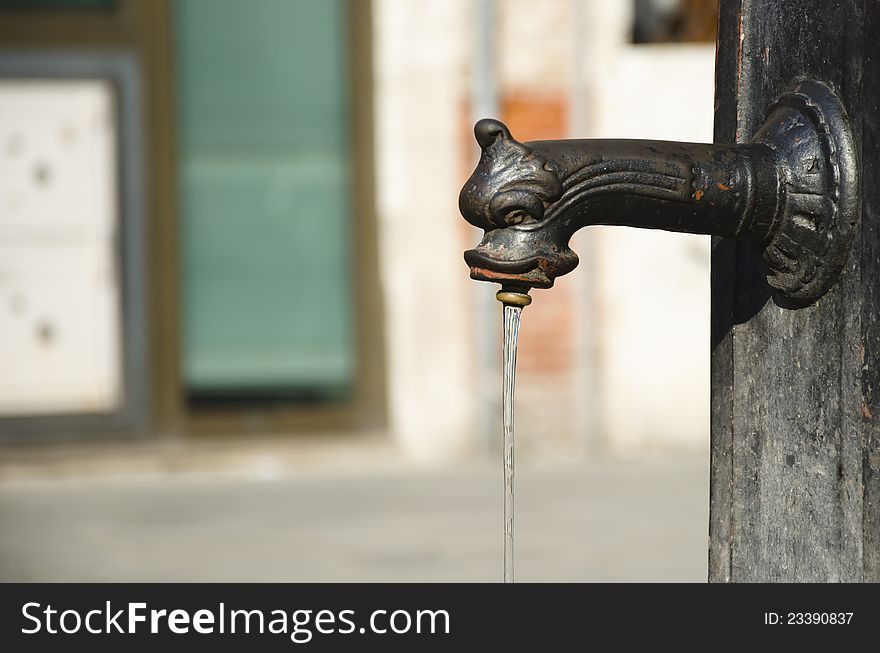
[460,80,858,306]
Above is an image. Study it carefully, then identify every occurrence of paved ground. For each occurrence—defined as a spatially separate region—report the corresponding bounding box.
[0,447,709,582]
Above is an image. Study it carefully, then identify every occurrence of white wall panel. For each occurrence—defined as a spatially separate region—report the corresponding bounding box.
[0,79,121,416]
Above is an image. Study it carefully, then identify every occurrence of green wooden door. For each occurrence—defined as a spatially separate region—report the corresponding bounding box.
[175,0,353,399]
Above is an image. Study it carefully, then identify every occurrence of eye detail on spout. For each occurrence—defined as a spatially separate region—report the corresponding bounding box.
[501,209,528,226]
[459,81,859,307]
[490,193,545,227]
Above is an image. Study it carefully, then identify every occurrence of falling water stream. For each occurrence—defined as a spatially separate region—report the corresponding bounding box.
[501,303,522,583]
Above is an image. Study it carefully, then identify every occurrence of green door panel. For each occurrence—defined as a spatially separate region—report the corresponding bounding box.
[175,0,353,397]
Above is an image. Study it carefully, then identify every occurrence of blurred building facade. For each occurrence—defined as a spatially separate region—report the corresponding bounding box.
[0,0,716,461]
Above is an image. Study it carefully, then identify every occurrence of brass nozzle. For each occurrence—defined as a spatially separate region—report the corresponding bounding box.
[496,287,532,307]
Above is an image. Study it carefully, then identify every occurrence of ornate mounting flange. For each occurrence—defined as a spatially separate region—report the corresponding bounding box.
[751,80,859,305]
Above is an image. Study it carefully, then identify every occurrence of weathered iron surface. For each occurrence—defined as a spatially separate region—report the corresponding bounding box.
[460,81,858,307]
[710,0,880,583]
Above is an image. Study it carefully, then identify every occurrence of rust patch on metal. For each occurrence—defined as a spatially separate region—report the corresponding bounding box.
[471,267,531,283]
[469,265,553,289]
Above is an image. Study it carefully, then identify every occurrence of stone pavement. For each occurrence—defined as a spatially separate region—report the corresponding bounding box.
[0,447,709,582]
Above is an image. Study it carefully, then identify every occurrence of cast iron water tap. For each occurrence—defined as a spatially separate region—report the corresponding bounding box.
[460,80,858,307]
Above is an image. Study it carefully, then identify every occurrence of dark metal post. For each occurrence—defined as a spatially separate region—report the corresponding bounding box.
[710,0,880,582]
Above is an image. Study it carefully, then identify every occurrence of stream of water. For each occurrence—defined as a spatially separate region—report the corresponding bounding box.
[501,303,522,583]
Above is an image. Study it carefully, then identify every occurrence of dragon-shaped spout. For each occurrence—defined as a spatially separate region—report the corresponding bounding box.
[459,80,858,306]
